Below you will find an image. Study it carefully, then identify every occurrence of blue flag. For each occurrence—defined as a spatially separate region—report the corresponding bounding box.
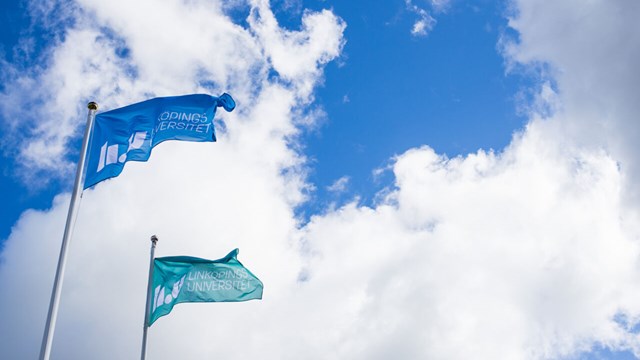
[83,93,235,189]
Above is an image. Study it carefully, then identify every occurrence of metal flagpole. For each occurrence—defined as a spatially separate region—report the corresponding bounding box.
[141,235,158,360]
[39,102,98,360]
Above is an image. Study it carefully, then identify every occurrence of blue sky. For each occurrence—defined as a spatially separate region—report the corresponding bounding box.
[302,0,528,212]
[0,0,530,239]
[1,0,640,359]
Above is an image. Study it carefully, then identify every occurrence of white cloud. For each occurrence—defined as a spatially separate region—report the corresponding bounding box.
[411,17,432,37]
[300,0,640,357]
[405,0,436,37]
[0,25,138,185]
[327,175,350,193]
[2,0,640,359]
[404,0,450,37]
[502,0,640,202]
[248,0,345,98]
[0,0,344,359]
[297,0,640,357]
[429,0,450,13]
[302,124,640,359]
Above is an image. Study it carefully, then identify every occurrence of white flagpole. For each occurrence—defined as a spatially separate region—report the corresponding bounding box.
[39,102,98,360]
[141,235,158,360]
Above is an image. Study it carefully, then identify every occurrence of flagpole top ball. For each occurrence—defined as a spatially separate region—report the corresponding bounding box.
[151,235,158,244]
[87,102,98,111]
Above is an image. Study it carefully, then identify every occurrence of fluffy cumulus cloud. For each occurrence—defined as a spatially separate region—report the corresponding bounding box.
[303,0,640,358]
[0,0,345,358]
[301,0,640,358]
[2,0,640,360]
[502,0,640,201]
[302,126,640,359]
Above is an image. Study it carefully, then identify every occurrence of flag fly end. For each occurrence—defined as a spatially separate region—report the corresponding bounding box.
[218,93,236,112]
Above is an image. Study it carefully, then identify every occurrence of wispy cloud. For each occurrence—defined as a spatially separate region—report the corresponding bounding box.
[326,175,350,193]
[405,0,448,37]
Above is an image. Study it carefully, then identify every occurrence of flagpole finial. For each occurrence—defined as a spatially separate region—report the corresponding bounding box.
[87,102,98,111]
[151,235,158,244]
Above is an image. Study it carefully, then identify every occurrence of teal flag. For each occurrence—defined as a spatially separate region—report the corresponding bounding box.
[149,249,263,326]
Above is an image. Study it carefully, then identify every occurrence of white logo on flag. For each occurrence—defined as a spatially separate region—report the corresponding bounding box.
[96,131,148,172]
[153,275,186,313]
